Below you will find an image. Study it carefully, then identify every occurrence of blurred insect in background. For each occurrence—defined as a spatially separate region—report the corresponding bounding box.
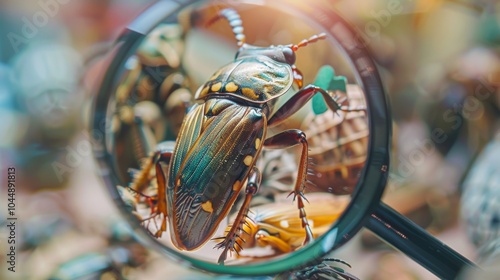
[47,222,149,280]
[111,22,193,183]
[274,258,359,280]
[224,193,349,260]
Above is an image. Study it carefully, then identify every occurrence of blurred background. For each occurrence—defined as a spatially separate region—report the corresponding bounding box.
[1,0,500,279]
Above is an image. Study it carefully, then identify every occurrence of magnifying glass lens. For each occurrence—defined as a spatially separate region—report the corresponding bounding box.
[94,0,389,276]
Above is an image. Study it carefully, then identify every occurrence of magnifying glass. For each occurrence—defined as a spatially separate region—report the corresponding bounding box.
[91,0,477,278]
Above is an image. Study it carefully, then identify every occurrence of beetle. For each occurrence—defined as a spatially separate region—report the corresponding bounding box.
[134,8,354,264]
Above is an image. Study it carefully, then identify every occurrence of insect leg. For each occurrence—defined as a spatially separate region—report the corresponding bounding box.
[214,167,262,264]
[128,150,157,195]
[263,130,314,245]
[152,141,175,237]
[333,94,367,113]
[268,85,345,127]
[124,143,171,237]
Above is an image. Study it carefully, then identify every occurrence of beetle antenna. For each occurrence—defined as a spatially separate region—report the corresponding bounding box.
[207,8,246,48]
[290,33,327,51]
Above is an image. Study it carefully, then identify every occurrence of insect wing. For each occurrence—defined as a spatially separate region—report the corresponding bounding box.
[169,104,204,177]
[168,101,266,250]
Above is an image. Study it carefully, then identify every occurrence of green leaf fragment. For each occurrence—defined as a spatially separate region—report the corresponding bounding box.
[312,65,347,115]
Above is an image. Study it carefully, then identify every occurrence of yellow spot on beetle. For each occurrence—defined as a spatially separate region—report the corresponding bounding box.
[201,201,213,213]
[225,82,238,92]
[242,87,259,100]
[263,84,274,94]
[211,82,222,92]
[243,155,253,166]
[176,178,181,187]
[200,86,209,97]
[255,138,261,149]
[233,180,241,191]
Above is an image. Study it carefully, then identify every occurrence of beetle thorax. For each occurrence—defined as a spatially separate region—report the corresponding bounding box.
[196,47,294,104]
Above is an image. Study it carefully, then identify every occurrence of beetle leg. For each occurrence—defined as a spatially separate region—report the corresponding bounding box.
[128,155,156,195]
[263,130,315,245]
[268,85,351,127]
[152,142,176,238]
[127,141,175,237]
[215,167,262,264]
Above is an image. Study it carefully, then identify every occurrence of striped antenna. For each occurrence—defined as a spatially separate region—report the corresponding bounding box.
[207,8,246,48]
[291,33,327,51]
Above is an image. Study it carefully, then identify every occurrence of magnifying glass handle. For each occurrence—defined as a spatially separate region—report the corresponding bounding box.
[366,202,478,280]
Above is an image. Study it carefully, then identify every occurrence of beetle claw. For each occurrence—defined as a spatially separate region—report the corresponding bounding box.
[300,192,309,203]
[213,231,240,264]
[287,190,309,204]
[214,240,232,264]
